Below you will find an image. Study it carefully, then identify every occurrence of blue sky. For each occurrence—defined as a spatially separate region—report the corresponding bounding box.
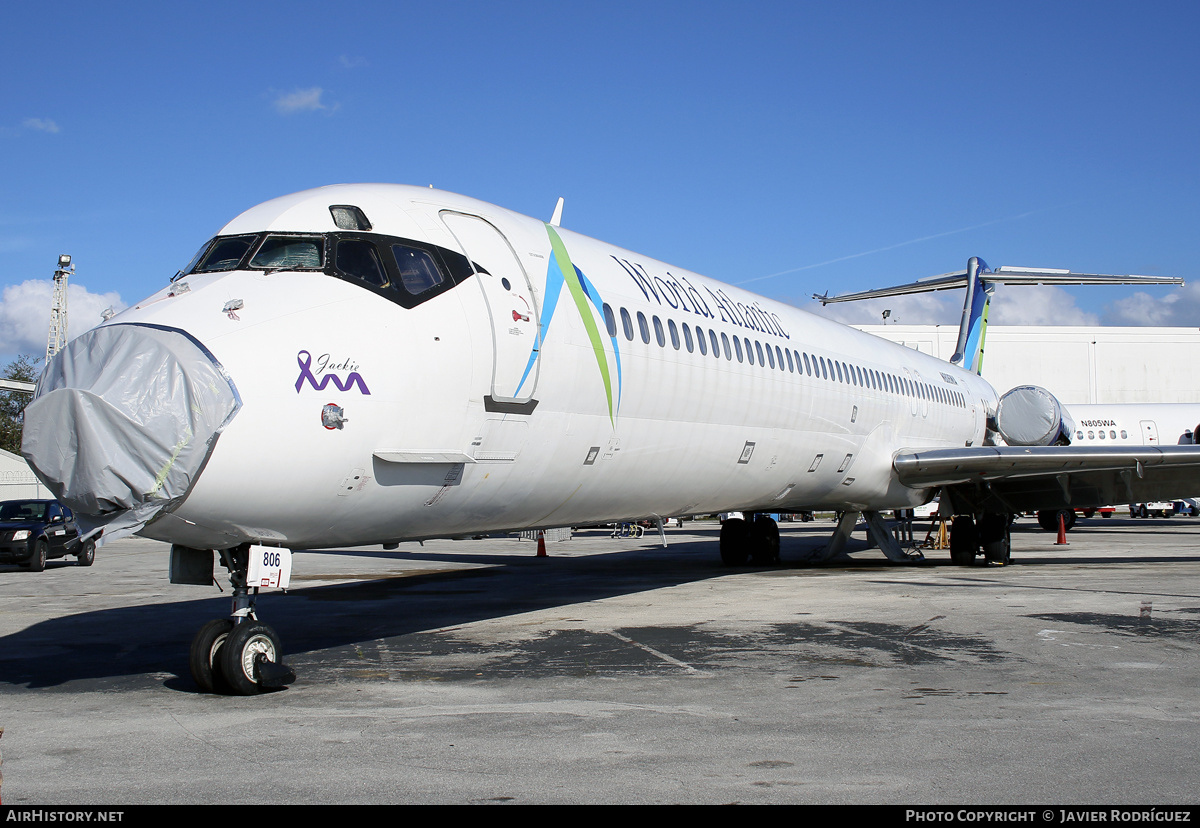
[2,1,1198,366]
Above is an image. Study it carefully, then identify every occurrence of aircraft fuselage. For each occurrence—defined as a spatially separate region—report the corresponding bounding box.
[29,184,998,550]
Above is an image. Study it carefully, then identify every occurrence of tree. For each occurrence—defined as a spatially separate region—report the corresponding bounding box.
[0,354,41,455]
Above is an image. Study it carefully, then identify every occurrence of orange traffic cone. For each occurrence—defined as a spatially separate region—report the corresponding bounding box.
[1055,512,1069,545]
[536,530,547,557]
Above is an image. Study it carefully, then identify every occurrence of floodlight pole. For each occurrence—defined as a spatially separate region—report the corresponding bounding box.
[46,254,73,364]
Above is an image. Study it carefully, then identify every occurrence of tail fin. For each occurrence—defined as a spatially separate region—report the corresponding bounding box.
[950,256,992,374]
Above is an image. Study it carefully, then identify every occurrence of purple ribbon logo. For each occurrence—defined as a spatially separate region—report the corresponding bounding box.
[295,350,371,395]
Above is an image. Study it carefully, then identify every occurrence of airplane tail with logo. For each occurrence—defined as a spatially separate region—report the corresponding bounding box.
[815,258,1182,375]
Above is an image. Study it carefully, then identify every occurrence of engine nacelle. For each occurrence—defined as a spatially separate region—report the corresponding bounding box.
[995,385,1076,446]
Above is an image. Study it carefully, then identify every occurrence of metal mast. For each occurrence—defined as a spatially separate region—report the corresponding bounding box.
[45,254,73,363]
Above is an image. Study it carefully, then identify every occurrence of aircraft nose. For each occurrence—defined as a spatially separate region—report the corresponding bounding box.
[21,323,241,540]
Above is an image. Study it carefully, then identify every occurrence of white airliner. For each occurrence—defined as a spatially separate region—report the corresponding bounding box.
[1066,403,1200,448]
[19,184,1200,694]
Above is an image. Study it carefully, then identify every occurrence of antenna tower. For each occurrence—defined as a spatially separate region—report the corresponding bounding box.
[46,254,73,363]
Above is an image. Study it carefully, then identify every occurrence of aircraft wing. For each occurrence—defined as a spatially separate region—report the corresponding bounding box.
[894,445,1200,513]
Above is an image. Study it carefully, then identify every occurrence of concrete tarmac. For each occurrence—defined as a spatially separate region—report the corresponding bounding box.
[1,516,1199,804]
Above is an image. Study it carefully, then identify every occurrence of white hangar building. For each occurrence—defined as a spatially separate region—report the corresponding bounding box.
[1,447,51,500]
[855,325,1200,405]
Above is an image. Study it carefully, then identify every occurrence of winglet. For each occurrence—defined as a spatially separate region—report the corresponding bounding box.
[549,197,564,227]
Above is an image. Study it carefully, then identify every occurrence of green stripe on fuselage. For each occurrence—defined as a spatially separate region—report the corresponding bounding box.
[546,225,614,424]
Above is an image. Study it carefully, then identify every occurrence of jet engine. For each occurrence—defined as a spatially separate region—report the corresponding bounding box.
[995,385,1076,446]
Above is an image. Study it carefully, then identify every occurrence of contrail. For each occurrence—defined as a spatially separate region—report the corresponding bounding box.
[735,205,1066,288]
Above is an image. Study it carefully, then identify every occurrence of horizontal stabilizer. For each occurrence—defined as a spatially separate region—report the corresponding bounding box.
[816,269,1182,305]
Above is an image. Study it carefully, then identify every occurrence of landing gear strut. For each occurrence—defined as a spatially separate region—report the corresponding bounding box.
[188,544,295,695]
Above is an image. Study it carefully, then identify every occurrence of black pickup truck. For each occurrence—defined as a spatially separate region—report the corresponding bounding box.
[0,499,95,571]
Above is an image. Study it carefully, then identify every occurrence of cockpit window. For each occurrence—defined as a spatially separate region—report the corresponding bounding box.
[391,244,444,295]
[182,229,470,310]
[250,235,324,270]
[193,235,258,272]
[335,239,388,288]
[181,242,212,275]
[330,205,372,231]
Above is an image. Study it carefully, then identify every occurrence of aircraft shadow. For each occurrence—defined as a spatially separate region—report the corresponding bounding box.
[4,525,1193,691]
[0,535,778,690]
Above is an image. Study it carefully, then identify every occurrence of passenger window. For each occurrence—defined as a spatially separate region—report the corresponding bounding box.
[721,332,732,360]
[1121,430,1128,439]
[668,319,680,350]
[603,303,617,337]
[734,337,744,363]
[696,325,706,355]
[653,316,666,347]
[391,245,444,294]
[775,346,783,370]
[786,349,794,372]
[637,311,651,344]
[251,235,324,270]
[620,308,634,340]
[710,330,720,358]
[1110,430,1116,440]
[682,323,694,352]
[336,240,388,288]
[757,341,766,367]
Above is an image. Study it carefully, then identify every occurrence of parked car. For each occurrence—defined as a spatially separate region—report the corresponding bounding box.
[0,499,94,571]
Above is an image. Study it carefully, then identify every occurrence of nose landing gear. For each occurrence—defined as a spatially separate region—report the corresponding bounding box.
[187,544,295,695]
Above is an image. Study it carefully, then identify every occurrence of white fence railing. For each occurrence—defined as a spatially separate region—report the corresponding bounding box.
[518,527,573,543]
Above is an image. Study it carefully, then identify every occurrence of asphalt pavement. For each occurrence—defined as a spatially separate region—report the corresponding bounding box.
[2,515,1199,804]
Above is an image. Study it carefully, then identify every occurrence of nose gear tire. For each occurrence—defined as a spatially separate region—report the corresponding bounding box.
[190,618,235,694]
[220,621,283,696]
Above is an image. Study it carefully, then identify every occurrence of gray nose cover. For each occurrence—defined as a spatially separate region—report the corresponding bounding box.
[21,324,241,542]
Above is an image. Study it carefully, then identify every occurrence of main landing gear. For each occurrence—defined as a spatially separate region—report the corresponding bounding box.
[949,513,1011,566]
[720,514,781,565]
[188,544,295,695]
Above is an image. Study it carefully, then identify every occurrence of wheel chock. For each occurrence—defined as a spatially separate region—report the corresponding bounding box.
[256,656,296,689]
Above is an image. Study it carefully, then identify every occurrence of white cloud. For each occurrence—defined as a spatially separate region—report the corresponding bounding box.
[987,285,1099,326]
[22,118,60,133]
[273,87,335,114]
[1103,283,1200,326]
[0,280,126,355]
[338,55,368,69]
